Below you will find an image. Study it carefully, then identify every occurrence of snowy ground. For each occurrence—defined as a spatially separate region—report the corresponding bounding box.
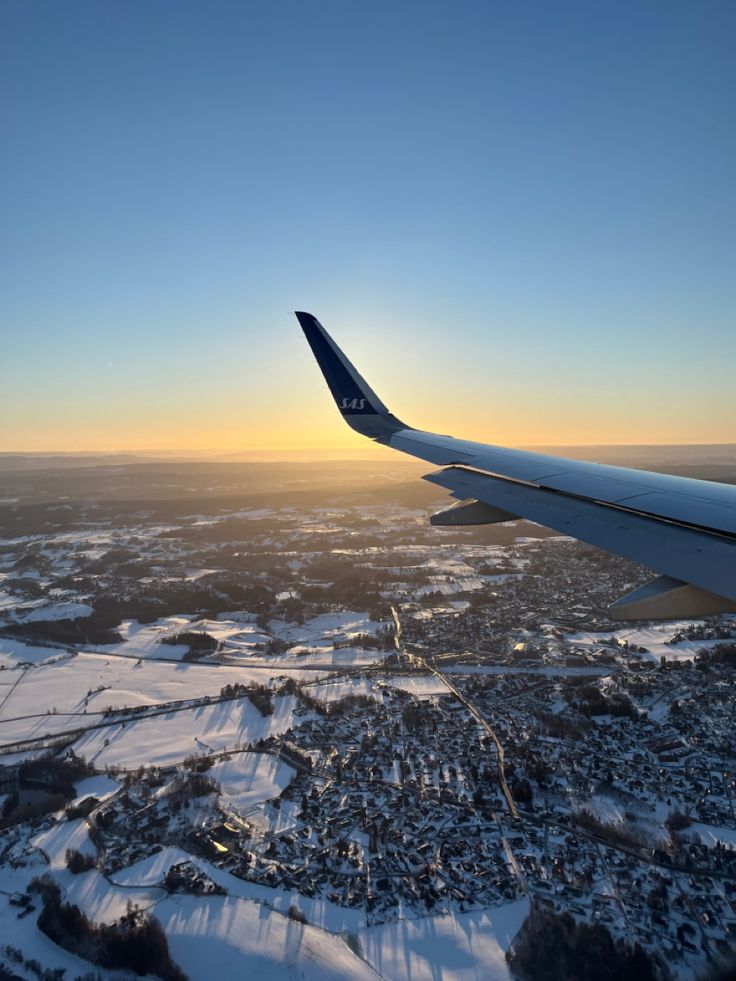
[566,621,734,662]
[108,848,529,981]
[1,820,528,981]
[157,894,379,981]
[97,616,193,659]
[0,637,71,668]
[209,753,296,814]
[306,678,383,704]
[383,675,452,697]
[0,648,327,746]
[70,694,304,768]
[176,617,272,654]
[9,602,94,625]
[358,899,529,981]
[689,822,736,850]
[0,861,100,980]
[93,613,391,670]
[19,842,379,981]
[270,611,389,646]
[306,673,452,704]
[71,773,119,805]
[32,817,98,868]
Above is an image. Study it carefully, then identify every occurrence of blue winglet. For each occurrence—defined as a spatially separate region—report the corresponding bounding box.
[295,311,408,440]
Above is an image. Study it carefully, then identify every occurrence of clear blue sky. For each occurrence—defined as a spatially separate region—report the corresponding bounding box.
[2,0,735,453]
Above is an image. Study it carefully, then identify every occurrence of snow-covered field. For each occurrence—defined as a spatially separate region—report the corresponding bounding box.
[270,611,389,647]
[209,752,296,813]
[567,622,733,662]
[0,862,101,980]
[71,694,304,768]
[93,612,391,668]
[158,894,379,981]
[384,675,452,697]
[17,841,379,981]
[71,773,119,804]
[414,577,486,597]
[0,813,528,981]
[0,637,71,668]
[10,601,94,625]
[109,848,529,981]
[0,648,327,746]
[33,817,98,868]
[306,677,382,704]
[689,822,736,850]
[97,616,193,659]
[359,899,529,981]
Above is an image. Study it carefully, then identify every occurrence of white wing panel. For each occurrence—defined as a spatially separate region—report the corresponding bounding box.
[425,467,736,603]
[390,430,736,535]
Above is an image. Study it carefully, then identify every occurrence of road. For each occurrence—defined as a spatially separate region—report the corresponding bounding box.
[391,605,519,820]
[390,605,526,893]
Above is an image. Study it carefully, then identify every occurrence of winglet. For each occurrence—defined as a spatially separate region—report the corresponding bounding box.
[295,311,408,441]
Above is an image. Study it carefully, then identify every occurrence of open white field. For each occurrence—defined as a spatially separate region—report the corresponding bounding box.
[158,893,380,981]
[192,617,272,651]
[107,843,529,979]
[358,899,529,981]
[270,611,389,648]
[384,675,452,697]
[42,845,379,981]
[95,614,388,668]
[414,577,486,598]
[306,677,381,704]
[566,621,734,662]
[0,636,71,668]
[0,648,327,746]
[60,867,162,923]
[211,640,388,671]
[11,601,94,625]
[113,845,366,932]
[90,616,268,661]
[71,774,119,804]
[71,694,304,768]
[98,616,192,659]
[0,862,98,980]
[209,752,296,813]
[689,822,736,850]
[33,817,98,868]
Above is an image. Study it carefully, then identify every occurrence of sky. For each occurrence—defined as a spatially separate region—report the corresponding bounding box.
[1,0,735,457]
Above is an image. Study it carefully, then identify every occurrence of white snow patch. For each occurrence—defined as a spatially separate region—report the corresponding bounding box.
[70,694,303,768]
[0,637,70,668]
[33,818,96,868]
[209,752,295,813]
[306,678,381,704]
[566,622,730,662]
[12,602,93,624]
[359,899,529,981]
[157,893,379,980]
[689,822,736,850]
[270,611,388,646]
[71,774,119,805]
[384,675,452,697]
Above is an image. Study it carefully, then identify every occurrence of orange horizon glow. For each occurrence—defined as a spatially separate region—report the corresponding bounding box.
[4,319,735,456]
[5,410,736,457]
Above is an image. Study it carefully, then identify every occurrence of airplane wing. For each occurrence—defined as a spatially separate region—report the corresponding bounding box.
[296,311,736,619]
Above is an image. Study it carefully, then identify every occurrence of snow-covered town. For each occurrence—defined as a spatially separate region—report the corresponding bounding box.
[1,461,735,980]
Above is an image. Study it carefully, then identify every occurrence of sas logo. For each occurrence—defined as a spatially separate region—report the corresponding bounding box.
[341,397,367,410]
